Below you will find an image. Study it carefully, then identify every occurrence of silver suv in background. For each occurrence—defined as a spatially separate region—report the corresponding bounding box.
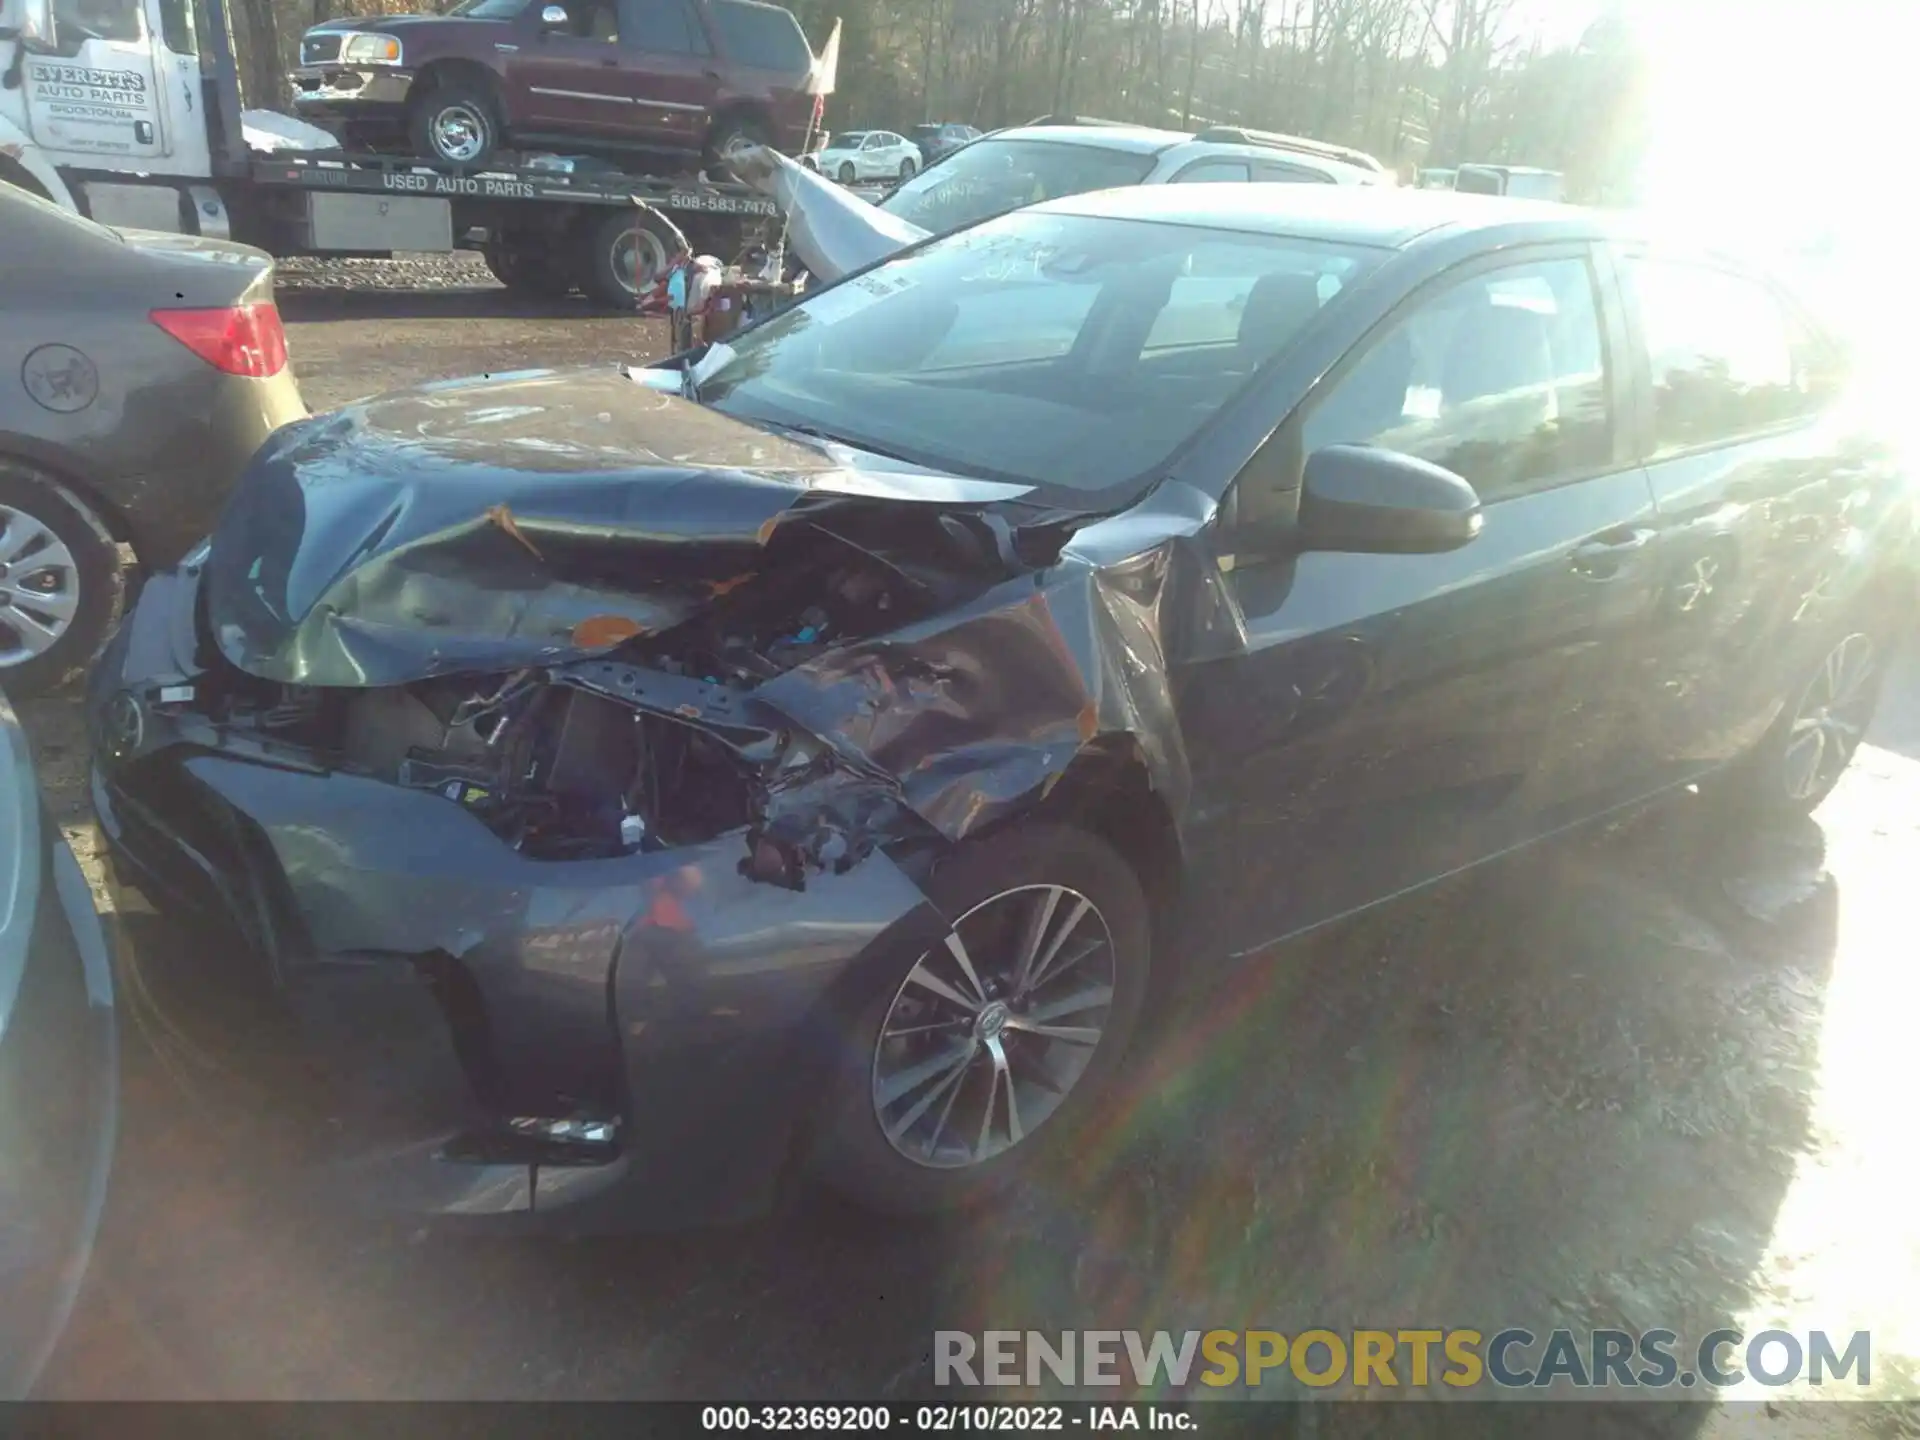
[735,118,1391,282]
[876,121,1389,237]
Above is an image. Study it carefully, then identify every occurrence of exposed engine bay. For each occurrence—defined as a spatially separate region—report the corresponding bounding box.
[201,524,950,868]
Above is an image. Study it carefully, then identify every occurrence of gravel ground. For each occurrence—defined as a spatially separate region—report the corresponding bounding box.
[17,266,1920,1427]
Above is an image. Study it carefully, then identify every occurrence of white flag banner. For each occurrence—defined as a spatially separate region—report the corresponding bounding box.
[807,18,842,96]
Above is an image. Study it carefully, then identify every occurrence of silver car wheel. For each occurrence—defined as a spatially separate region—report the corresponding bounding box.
[872,884,1115,1170]
[1782,630,1876,801]
[0,503,81,667]
[430,103,488,163]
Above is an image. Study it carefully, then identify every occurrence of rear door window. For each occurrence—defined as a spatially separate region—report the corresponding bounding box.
[1621,255,1818,455]
[1172,158,1251,184]
[1256,161,1332,183]
[880,139,1159,233]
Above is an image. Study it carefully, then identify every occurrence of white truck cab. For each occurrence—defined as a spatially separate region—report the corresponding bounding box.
[1,0,221,224]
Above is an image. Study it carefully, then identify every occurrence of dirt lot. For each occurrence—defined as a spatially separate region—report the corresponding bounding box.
[18,267,1920,1425]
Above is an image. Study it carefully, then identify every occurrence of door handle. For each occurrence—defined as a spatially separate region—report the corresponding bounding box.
[599,55,620,65]
[1569,526,1657,579]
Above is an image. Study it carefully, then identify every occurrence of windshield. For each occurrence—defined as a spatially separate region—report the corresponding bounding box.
[879,138,1159,234]
[697,211,1376,501]
[447,0,526,16]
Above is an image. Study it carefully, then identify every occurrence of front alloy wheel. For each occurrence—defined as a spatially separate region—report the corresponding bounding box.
[873,884,1115,1168]
[813,823,1150,1216]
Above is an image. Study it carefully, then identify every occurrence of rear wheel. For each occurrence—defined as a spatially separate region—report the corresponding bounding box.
[408,80,500,169]
[481,237,573,299]
[1711,625,1886,817]
[0,463,123,698]
[899,156,917,178]
[810,823,1151,1215]
[704,113,771,181]
[579,209,672,310]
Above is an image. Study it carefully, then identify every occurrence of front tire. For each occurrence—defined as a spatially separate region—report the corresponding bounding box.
[0,463,123,698]
[810,823,1151,1216]
[408,81,500,170]
[837,161,857,184]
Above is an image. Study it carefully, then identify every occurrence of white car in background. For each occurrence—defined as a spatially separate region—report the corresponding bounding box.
[813,130,924,184]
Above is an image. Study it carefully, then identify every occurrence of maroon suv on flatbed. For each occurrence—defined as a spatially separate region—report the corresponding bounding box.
[291,0,821,171]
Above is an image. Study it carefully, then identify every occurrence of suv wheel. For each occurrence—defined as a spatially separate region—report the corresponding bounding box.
[409,81,500,169]
[704,113,771,181]
[0,463,123,698]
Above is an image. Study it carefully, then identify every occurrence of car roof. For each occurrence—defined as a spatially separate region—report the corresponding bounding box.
[1034,181,1604,249]
[974,123,1378,181]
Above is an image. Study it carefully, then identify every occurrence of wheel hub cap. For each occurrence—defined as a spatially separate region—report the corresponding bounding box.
[0,504,81,666]
[872,883,1116,1170]
[433,107,484,161]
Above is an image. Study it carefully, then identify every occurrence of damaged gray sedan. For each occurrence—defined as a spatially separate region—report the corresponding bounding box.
[85,185,1914,1226]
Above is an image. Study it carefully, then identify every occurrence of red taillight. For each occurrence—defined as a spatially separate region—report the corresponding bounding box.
[149,303,289,378]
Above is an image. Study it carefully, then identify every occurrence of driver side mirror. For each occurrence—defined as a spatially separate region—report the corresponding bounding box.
[17,0,56,48]
[1296,444,1482,554]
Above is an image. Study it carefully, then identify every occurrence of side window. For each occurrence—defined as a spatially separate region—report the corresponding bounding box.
[56,0,143,41]
[158,0,197,52]
[1622,256,1813,453]
[1255,162,1330,183]
[621,0,708,53]
[1303,255,1613,503]
[1173,159,1251,184]
[578,0,619,41]
[862,134,885,150]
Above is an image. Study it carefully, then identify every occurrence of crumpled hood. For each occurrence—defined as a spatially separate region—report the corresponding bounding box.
[730,144,927,284]
[202,367,1030,687]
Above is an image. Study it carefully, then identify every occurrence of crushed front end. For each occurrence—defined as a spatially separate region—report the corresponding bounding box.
[86,549,962,1229]
[84,374,1216,1228]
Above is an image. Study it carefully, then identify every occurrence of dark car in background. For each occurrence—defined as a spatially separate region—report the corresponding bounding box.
[0,183,305,697]
[292,0,823,170]
[908,122,980,166]
[88,186,1913,1230]
[1,687,117,1398]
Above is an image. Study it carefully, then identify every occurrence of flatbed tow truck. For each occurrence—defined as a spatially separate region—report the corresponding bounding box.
[0,0,785,305]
